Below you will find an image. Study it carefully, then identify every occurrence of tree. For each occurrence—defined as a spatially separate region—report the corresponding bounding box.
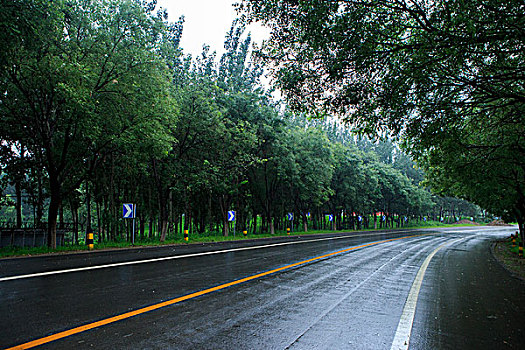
[419,113,524,227]
[239,0,525,236]
[279,127,334,231]
[247,116,286,234]
[0,0,173,247]
[329,143,371,229]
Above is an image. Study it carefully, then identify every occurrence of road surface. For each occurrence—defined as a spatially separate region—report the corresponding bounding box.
[1,226,524,349]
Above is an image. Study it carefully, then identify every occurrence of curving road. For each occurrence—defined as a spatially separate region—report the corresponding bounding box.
[1,226,523,349]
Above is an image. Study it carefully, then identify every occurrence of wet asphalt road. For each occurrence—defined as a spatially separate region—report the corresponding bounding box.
[1,226,524,349]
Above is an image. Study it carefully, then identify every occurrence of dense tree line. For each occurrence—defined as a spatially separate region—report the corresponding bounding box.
[239,0,524,238]
[0,0,481,247]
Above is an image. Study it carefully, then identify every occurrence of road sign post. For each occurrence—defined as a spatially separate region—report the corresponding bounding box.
[228,210,236,237]
[287,213,293,232]
[123,204,136,245]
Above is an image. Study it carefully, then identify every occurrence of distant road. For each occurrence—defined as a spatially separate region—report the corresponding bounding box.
[1,226,523,349]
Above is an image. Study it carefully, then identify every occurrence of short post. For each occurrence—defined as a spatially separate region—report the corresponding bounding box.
[86,229,94,251]
[132,204,136,246]
[184,229,189,242]
[519,241,523,258]
[511,234,516,248]
[243,230,247,237]
[287,228,290,235]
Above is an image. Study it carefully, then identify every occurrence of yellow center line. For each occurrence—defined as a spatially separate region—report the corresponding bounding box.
[6,233,431,350]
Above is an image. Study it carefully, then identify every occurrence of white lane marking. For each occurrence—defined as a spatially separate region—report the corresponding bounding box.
[1,230,420,282]
[444,228,507,233]
[390,238,464,350]
[284,236,449,349]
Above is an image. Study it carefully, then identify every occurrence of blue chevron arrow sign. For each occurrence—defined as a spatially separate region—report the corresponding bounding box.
[123,203,135,219]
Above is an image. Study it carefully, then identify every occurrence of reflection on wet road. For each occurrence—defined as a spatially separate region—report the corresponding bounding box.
[1,227,523,349]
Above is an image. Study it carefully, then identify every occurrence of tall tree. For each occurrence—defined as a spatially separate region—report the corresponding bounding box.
[0,0,173,247]
[280,127,335,231]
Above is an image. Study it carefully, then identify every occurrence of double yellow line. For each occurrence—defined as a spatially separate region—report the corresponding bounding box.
[7,234,427,349]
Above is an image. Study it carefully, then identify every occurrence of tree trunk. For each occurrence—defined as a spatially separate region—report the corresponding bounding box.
[302,213,308,232]
[251,210,257,234]
[35,169,44,228]
[15,180,22,228]
[516,198,525,245]
[159,196,168,242]
[109,157,116,240]
[86,180,91,231]
[47,185,60,249]
[73,205,79,245]
[59,203,64,229]
[139,215,145,239]
[96,200,101,241]
[223,215,230,237]
[519,219,524,245]
[70,198,79,245]
[159,217,168,242]
[219,195,230,237]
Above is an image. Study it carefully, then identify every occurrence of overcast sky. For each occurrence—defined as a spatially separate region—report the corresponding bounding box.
[156,0,270,59]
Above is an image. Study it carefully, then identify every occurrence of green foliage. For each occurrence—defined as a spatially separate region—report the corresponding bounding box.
[0,1,486,250]
[239,0,525,232]
[0,0,174,247]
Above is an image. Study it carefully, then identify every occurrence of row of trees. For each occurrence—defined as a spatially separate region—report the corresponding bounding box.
[239,0,524,238]
[0,0,481,247]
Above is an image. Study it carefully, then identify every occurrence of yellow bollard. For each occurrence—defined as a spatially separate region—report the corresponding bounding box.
[87,232,94,250]
[512,234,516,248]
[243,230,247,237]
[184,229,189,242]
[519,242,524,258]
[287,228,290,235]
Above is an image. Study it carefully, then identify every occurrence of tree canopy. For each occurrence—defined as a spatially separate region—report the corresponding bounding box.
[239,0,525,234]
[0,0,485,248]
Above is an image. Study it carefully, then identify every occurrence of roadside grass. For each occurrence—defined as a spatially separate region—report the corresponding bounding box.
[0,244,92,257]
[507,234,521,255]
[492,234,525,280]
[0,221,476,259]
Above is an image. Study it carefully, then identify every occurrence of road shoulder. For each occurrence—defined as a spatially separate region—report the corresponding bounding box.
[491,240,525,281]
[411,235,525,349]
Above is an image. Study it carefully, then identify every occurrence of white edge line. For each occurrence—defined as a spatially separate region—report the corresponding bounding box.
[390,238,464,350]
[1,230,422,282]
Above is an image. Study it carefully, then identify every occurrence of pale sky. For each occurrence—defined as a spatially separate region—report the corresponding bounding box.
[156,0,270,59]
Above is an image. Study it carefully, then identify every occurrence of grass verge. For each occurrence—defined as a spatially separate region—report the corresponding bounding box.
[492,237,525,280]
[0,222,476,259]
